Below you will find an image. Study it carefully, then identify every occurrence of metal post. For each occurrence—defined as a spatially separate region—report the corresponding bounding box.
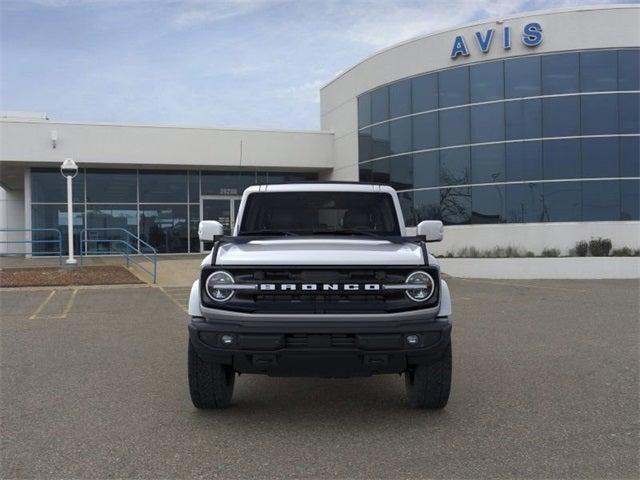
[66,175,77,265]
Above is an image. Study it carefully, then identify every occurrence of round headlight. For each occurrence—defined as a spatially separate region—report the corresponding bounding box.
[405,271,435,302]
[205,271,235,302]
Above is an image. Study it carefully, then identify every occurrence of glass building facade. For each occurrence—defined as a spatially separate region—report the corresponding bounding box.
[357,49,640,226]
[30,168,316,255]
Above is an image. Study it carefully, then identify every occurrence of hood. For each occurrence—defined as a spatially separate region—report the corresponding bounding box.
[210,238,425,266]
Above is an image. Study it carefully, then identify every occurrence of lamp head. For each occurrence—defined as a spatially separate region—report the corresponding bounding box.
[60,158,78,178]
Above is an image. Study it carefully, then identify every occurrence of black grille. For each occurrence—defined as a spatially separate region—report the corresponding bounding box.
[285,334,356,348]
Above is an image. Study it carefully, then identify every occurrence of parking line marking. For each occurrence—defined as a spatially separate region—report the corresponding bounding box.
[58,288,79,318]
[29,290,56,319]
[158,286,188,314]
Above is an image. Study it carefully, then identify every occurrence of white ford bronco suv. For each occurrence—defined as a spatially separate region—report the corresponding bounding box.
[188,183,452,409]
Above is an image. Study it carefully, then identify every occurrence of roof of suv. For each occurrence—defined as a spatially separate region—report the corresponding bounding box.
[244,183,397,194]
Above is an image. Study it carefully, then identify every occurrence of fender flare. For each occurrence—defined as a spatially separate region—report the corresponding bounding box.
[188,280,202,317]
[438,279,452,318]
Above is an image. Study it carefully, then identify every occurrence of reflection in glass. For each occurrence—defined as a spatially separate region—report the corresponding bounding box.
[506,183,544,223]
[506,142,543,182]
[188,171,200,202]
[413,152,440,189]
[505,99,542,140]
[543,139,580,180]
[440,147,470,186]
[470,103,504,143]
[580,51,617,92]
[413,189,441,223]
[201,171,255,196]
[389,117,412,155]
[439,108,469,147]
[359,163,373,183]
[31,168,84,203]
[439,67,469,107]
[505,56,541,98]
[581,94,618,135]
[621,180,640,220]
[372,158,391,184]
[86,169,137,203]
[371,123,390,159]
[618,49,640,91]
[471,144,505,183]
[412,112,438,151]
[390,79,411,118]
[388,155,413,191]
[86,205,138,254]
[542,182,581,222]
[139,205,188,253]
[139,170,187,203]
[397,191,415,227]
[470,61,504,102]
[31,204,84,255]
[619,93,639,134]
[620,137,640,177]
[371,86,389,123]
[583,180,620,221]
[471,185,505,224]
[440,187,471,225]
[189,204,200,253]
[412,73,438,113]
[543,96,580,137]
[358,94,371,128]
[359,128,373,161]
[542,52,579,94]
[582,137,619,178]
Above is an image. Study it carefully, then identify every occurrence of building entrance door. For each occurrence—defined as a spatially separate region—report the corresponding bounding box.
[200,196,241,252]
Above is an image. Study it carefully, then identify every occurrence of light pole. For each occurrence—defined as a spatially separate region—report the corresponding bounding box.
[60,158,78,265]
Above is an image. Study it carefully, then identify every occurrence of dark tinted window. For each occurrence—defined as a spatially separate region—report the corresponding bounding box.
[389,79,411,118]
[471,144,505,183]
[389,117,412,155]
[506,183,544,223]
[439,108,470,147]
[618,49,640,91]
[505,56,541,98]
[542,52,579,94]
[372,157,390,184]
[358,94,372,128]
[470,103,504,143]
[239,192,400,235]
[31,204,84,255]
[580,51,618,92]
[440,187,471,225]
[581,137,619,178]
[397,191,415,226]
[439,67,469,107]
[86,169,136,203]
[413,152,440,188]
[543,96,580,137]
[139,170,187,203]
[359,162,373,183]
[506,99,542,140]
[440,147,470,185]
[543,139,581,180]
[370,123,390,158]
[389,155,413,191]
[581,94,618,135]
[189,204,200,252]
[359,128,373,162]
[620,137,640,177]
[470,61,504,102]
[621,179,640,220]
[31,168,84,203]
[506,142,543,182]
[86,205,138,253]
[201,171,254,196]
[543,181,581,222]
[472,185,505,224]
[619,93,639,134]
[188,171,199,202]
[412,112,438,150]
[412,73,438,113]
[370,86,389,123]
[139,205,188,253]
[413,189,441,223]
[582,180,620,221]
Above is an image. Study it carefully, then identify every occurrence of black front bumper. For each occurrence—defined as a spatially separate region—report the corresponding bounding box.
[188,316,452,378]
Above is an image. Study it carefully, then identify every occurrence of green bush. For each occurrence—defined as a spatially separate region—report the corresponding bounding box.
[541,248,560,257]
[589,237,612,257]
[574,241,589,257]
[610,247,640,257]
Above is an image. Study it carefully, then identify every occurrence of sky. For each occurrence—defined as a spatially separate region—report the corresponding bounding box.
[1,0,636,130]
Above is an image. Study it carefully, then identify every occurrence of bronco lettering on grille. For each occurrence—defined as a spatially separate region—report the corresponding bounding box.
[258,283,381,291]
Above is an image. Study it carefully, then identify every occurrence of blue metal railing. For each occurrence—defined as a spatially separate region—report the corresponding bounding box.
[79,228,157,283]
[0,228,63,264]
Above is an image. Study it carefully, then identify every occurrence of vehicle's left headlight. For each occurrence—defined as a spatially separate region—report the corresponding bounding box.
[405,271,435,302]
[205,271,235,302]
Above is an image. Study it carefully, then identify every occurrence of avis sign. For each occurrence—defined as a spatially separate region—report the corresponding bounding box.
[450,22,543,59]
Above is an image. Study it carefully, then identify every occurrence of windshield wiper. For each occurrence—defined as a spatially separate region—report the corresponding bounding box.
[239,229,299,237]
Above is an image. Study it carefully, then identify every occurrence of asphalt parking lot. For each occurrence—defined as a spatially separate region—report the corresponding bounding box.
[1,279,638,479]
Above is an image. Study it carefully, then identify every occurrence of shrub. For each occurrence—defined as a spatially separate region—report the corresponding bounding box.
[610,247,640,257]
[574,241,588,257]
[525,250,535,257]
[541,248,560,257]
[589,237,612,257]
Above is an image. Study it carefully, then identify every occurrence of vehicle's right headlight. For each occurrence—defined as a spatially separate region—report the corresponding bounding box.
[205,271,235,302]
[405,271,435,302]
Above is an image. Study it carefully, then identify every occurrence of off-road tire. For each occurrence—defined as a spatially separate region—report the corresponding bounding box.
[404,342,452,409]
[188,340,235,409]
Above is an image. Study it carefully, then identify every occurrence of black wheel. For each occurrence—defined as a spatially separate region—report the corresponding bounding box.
[188,340,235,409]
[404,342,452,409]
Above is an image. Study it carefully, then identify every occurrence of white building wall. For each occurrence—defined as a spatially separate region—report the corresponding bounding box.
[0,187,26,254]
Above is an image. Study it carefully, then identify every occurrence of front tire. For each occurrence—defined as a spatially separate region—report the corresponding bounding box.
[404,343,452,409]
[188,340,235,409]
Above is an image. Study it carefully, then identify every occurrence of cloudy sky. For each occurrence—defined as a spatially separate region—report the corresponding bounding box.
[1,0,635,130]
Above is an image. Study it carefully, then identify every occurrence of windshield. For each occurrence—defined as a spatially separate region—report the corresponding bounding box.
[238,191,401,236]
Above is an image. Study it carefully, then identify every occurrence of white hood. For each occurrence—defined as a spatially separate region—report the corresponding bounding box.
[211,238,425,266]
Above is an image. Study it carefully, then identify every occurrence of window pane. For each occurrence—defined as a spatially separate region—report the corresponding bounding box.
[506,99,542,140]
[470,61,504,102]
[388,155,413,191]
[397,191,415,227]
[506,142,543,182]
[506,183,544,223]
[440,187,471,225]
[359,162,373,183]
[189,204,200,252]
[439,67,469,107]
[470,103,504,143]
[412,73,438,113]
[581,94,618,135]
[582,180,620,221]
[140,205,188,253]
[389,117,412,155]
[31,204,84,255]
[389,79,411,118]
[201,171,254,195]
[86,205,137,254]
[358,94,371,128]
[371,158,390,184]
[471,144,505,183]
[582,137,619,178]
[621,179,639,220]
[31,168,84,203]
[471,185,505,224]
[440,147,470,185]
[542,52,579,94]
[580,51,618,92]
[619,93,639,134]
[620,136,640,177]
[414,189,441,223]
[139,170,187,203]
[619,49,640,91]
[359,128,373,162]
[439,107,469,147]
[86,169,136,203]
[412,112,438,151]
[505,56,541,98]
[543,96,580,137]
[543,181,581,222]
[413,151,440,189]
[370,86,389,123]
[371,123,390,158]
[543,139,580,180]
[188,171,200,202]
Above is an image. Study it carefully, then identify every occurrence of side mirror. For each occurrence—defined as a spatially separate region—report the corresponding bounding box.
[198,220,224,242]
[417,220,443,242]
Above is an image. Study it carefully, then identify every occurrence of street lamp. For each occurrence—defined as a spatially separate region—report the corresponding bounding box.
[60,158,78,265]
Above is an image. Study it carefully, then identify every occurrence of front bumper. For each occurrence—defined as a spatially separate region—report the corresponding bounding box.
[188,314,451,378]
